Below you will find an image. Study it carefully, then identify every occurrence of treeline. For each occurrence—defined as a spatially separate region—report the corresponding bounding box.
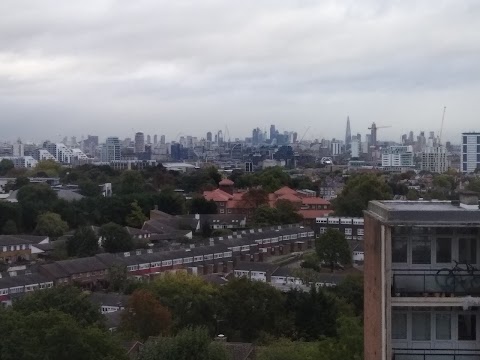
[0,272,363,359]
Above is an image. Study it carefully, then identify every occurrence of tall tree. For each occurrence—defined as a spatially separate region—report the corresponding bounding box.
[0,159,14,176]
[34,211,69,238]
[126,200,147,228]
[1,219,18,235]
[17,183,58,231]
[189,197,218,214]
[67,226,99,257]
[333,174,392,217]
[315,229,351,272]
[0,309,127,360]
[117,170,146,195]
[99,222,134,253]
[121,289,172,340]
[242,188,269,208]
[13,286,104,327]
[139,327,227,360]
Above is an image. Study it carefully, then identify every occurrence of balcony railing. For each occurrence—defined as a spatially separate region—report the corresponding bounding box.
[393,348,480,360]
[392,269,480,297]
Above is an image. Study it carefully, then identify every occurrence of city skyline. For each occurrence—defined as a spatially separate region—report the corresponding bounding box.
[1,1,480,142]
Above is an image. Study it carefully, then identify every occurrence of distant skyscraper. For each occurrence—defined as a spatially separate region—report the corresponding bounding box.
[462,132,480,173]
[102,137,121,162]
[153,134,158,145]
[160,135,166,145]
[270,125,276,141]
[135,132,145,153]
[408,131,414,143]
[147,134,151,144]
[206,132,212,142]
[345,116,351,149]
[13,139,24,157]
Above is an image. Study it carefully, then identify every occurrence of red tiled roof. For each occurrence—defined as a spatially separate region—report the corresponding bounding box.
[301,197,331,205]
[203,189,232,202]
[274,186,297,196]
[276,193,302,203]
[298,209,334,219]
[219,178,234,186]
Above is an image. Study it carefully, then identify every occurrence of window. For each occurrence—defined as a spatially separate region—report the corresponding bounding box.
[458,314,476,340]
[436,238,451,263]
[392,313,407,339]
[459,238,477,264]
[412,312,431,340]
[392,237,408,263]
[412,236,431,264]
[345,228,352,236]
[436,314,451,340]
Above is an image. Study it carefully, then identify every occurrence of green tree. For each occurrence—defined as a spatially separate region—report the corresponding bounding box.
[0,202,22,233]
[285,287,338,340]
[316,316,364,360]
[13,286,104,327]
[0,159,14,175]
[99,222,134,253]
[315,229,351,272]
[406,189,419,200]
[0,309,127,360]
[1,219,18,234]
[34,211,69,238]
[17,183,58,231]
[78,179,102,197]
[117,170,146,195]
[275,199,303,224]
[126,200,147,228]
[150,273,220,333]
[257,339,321,360]
[333,174,392,217]
[121,289,172,340]
[242,188,269,208]
[334,275,364,316]
[189,197,218,214]
[4,175,30,192]
[107,264,130,292]
[466,178,480,193]
[219,277,285,341]
[67,226,99,257]
[32,159,63,177]
[139,327,227,360]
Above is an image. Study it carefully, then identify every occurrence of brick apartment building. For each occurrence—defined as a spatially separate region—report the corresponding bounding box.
[364,193,480,360]
[204,181,332,223]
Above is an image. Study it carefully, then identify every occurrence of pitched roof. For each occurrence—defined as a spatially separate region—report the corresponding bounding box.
[55,257,108,275]
[219,178,234,186]
[89,292,130,308]
[301,197,330,205]
[125,226,150,236]
[0,236,33,246]
[204,188,233,202]
[274,186,297,196]
[276,193,302,203]
[297,209,333,219]
[40,262,69,279]
[234,262,278,273]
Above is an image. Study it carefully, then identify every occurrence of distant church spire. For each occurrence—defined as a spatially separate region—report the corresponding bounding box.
[345,116,351,147]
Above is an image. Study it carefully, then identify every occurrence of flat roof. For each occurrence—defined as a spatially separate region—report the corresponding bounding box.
[365,200,480,225]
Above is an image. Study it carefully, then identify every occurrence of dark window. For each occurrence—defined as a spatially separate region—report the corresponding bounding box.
[436,238,451,263]
[458,314,476,340]
[463,145,468,153]
[392,313,407,339]
[478,136,480,144]
[412,236,431,264]
[436,314,451,340]
[463,154,467,162]
[412,312,431,340]
[463,164,467,171]
[478,154,480,162]
[478,145,480,153]
[463,136,467,144]
[392,237,408,263]
[459,238,477,264]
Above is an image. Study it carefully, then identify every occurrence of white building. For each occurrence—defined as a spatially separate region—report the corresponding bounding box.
[0,156,38,168]
[35,149,57,162]
[331,141,342,156]
[134,132,145,154]
[351,138,360,158]
[12,140,24,157]
[420,146,449,173]
[381,145,414,171]
[461,132,480,173]
[45,143,74,164]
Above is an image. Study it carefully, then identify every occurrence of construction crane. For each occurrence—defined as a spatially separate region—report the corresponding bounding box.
[368,122,391,147]
[438,106,446,145]
[299,126,311,142]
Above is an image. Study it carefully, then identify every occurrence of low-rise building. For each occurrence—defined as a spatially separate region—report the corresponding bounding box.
[314,216,364,240]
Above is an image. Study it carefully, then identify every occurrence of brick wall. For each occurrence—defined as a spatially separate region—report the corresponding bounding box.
[364,213,384,360]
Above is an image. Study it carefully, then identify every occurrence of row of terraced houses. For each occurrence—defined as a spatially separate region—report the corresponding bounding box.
[0,224,314,306]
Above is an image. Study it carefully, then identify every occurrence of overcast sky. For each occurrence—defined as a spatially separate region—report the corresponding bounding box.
[1,0,479,144]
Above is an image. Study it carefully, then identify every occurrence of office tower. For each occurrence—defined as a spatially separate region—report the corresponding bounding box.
[270,125,276,141]
[160,135,166,145]
[147,134,151,144]
[292,132,298,143]
[331,140,342,156]
[364,195,480,360]
[206,132,212,142]
[408,131,414,144]
[381,146,414,171]
[351,138,360,158]
[401,134,407,145]
[345,116,351,149]
[461,132,480,173]
[153,134,158,145]
[421,146,449,173]
[102,137,121,162]
[135,132,145,153]
[12,139,24,157]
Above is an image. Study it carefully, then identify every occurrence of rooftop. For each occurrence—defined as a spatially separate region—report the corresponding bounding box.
[366,200,480,225]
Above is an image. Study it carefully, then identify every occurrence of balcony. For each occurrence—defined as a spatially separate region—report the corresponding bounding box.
[392,269,480,297]
[393,348,480,359]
